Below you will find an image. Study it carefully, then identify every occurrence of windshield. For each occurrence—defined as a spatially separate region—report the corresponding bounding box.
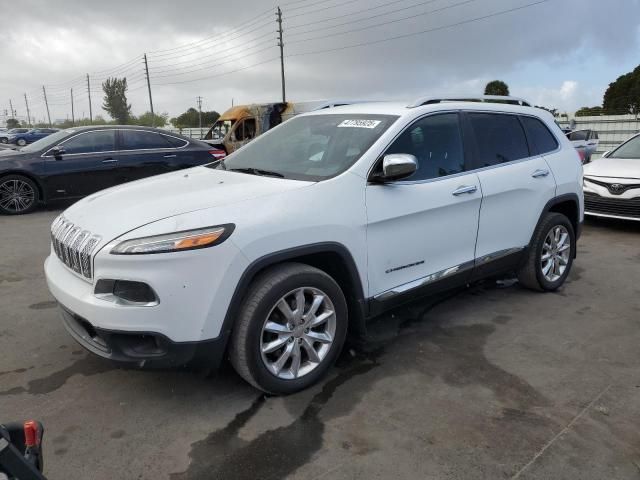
[212,114,397,181]
[20,129,75,152]
[609,135,640,159]
[207,120,235,141]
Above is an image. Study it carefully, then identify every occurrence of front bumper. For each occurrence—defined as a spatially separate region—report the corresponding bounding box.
[59,304,226,368]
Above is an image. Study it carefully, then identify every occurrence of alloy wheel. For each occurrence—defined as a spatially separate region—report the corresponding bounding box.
[540,225,571,282]
[0,179,35,213]
[260,287,336,380]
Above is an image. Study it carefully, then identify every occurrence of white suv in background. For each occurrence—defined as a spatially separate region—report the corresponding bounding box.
[45,96,584,394]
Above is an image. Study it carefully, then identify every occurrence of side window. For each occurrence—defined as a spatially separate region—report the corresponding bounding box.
[468,113,529,167]
[385,113,465,181]
[61,131,116,154]
[234,118,256,142]
[120,130,172,150]
[568,130,587,142]
[520,116,559,155]
[161,135,188,148]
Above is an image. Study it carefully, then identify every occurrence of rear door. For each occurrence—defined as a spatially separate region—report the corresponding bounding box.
[465,112,556,270]
[117,129,187,182]
[43,130,119,199]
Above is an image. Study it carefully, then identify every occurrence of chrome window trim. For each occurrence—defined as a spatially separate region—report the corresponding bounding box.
[366,110,562,186]
[41,128,190,158]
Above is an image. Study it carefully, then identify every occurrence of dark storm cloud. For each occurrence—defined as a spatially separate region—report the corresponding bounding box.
[1,0,639,122]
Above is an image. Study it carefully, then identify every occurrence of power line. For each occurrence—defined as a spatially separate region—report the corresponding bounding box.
[288,0,478,44]
[149,35,275,71]
[152,56,280,86]
[287,0,549,57]
[147,7,275,56]
[284,0,362,19]
[150,44,276,78]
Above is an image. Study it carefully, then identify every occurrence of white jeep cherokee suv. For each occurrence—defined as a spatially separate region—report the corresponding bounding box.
[45,96,584,394]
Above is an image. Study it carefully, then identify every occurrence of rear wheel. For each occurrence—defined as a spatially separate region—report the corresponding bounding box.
[0,175,39,215]
[518,212,575,291]
[16,138,27,146]
[229,262,348,394]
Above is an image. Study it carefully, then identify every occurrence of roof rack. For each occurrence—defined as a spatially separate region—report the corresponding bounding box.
[408,95,531,108]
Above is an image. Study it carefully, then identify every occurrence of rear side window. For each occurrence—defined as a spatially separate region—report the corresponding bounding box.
[120,130,173,150]
[520,116,559,155]
[568,130,588,141]
[468,113,529,167]
[385,113,465,181]
[161,135,188,148]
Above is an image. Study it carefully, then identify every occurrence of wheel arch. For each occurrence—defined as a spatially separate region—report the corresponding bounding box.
[219,242,367,356]
[532,193,581,257]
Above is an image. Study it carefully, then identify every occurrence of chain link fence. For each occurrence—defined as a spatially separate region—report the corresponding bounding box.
[557,114,640,157]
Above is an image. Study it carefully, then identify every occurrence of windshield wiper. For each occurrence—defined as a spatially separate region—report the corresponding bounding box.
[229,167,284,178]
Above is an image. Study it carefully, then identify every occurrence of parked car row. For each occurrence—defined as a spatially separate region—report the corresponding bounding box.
[0,127,59,145]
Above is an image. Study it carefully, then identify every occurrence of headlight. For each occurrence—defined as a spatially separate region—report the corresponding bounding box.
[110,224,234,255]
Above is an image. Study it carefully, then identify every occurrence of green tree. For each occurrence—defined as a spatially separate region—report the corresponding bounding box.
[575,106,604,117]
[6,118,20,129]
[170,107,220,128]
[102,77,132,124]
[133,111,169,127]
[484,80,510,96]
[603,65,640,115]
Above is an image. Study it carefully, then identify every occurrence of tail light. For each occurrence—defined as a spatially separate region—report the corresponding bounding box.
[208,149,226,160]
[577,148,586,163]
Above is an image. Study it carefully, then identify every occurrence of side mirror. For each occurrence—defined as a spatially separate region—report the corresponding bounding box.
[373,154,418,182]
[51,146,65,158]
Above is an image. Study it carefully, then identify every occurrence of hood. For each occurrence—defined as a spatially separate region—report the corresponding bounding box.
[63,166,313,241]
[583,157,640,180]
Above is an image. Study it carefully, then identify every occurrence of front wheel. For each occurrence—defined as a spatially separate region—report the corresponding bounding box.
[16,138,27,146]
[0,138,7,144]
[518,212,575,291]
[0,175,40,215]
[229,263,348,394]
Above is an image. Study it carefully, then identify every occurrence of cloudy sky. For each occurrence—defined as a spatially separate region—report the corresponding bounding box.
[1,0,639,124]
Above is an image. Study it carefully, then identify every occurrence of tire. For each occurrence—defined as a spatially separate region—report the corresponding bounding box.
[229,262,348,394]
[0,138,7,144]
[16,138,27,146]
[0,174,40,215]
[518,212,575,291]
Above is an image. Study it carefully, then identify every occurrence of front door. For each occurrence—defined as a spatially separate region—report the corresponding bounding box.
[43,129,119,199]
[366,112,482,300]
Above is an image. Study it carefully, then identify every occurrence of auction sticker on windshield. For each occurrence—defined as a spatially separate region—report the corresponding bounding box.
[337,119,382,129]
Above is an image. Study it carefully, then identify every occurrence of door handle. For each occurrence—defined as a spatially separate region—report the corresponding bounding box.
[532,169,550,178]
[102,158,118,164]
[163,154,177,158]
[452,185,477,196]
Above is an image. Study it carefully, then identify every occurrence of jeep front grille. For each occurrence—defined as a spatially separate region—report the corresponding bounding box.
[51,216,101,279]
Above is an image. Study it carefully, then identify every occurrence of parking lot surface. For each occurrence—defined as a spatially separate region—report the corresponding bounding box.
[1,208,639,479]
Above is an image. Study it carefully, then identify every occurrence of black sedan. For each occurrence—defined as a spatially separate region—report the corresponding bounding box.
[0,126,218,214]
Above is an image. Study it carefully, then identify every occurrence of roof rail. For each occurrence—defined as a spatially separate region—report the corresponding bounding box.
[408,95,531,108]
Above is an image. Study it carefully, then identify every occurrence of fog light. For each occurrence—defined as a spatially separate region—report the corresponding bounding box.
[95,279,158,305]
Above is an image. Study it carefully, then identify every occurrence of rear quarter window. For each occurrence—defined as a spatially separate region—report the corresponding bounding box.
[520,116,559,155]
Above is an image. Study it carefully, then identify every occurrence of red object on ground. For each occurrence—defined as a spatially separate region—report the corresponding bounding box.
[23,421,39,447]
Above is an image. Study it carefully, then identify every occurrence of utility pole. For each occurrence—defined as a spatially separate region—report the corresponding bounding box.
[197,96,203,137]
[42,86,52,127]
[70,88,75,126]
[276,6,286,102]
[143,54,155,127]
[9,99,15,118]
[86,74,93,122]
[23,93,31,127]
